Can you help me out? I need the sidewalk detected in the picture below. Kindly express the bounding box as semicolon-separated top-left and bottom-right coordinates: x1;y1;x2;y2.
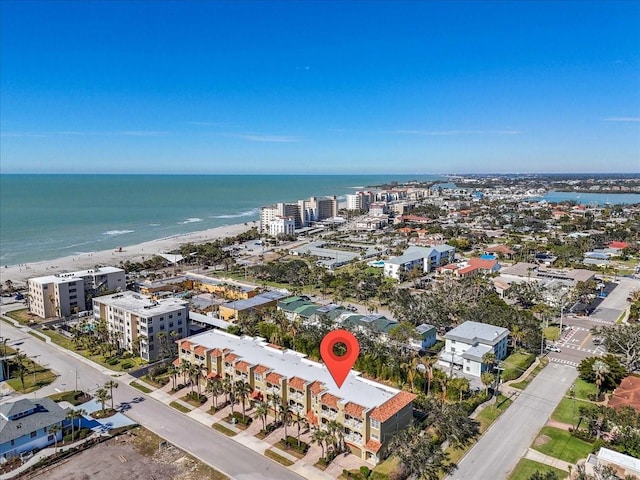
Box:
524;447;574;473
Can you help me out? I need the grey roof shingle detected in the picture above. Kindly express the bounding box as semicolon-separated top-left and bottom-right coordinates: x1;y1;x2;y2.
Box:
0;398;68;443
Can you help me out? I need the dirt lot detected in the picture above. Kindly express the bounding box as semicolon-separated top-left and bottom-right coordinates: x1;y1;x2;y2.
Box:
19;427;227;480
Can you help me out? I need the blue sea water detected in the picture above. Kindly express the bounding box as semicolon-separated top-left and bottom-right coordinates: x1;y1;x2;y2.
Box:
0;174;440;265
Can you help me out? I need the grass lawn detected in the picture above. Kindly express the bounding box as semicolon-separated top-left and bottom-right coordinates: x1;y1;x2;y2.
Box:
43;329;146;372
532;426;594;464
212;422;237;437
373;456;400;477
508;458;567;480
501;352;536;382
5;308;38;326
6;365;57;394
48;390;88;406
551;397;593;425
510;359;548;390
476;395;513;432
264;448;294;467
169;401;192;413
572;378;597;402
130;381;153;394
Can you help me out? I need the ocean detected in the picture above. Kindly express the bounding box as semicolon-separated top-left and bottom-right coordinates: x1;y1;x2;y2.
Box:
0;174;441;265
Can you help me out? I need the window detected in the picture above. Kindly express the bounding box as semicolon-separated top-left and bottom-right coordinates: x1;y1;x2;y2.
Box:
371;419;380;429
169;314;173;319
148;327;153;334
371;432;379;440
178;328;183;333
178;319;183;325
30;431;37;438
160;324;165;330
169;322;174;328
178;312;182;316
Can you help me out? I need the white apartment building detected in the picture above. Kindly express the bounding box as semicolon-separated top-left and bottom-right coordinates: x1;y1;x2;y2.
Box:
438;321;509;377
93;291;189;361
346;191;373;211
28;267;125;318
268;216;296;237
383;245;455;280
298;196;338;225
260;202;300;233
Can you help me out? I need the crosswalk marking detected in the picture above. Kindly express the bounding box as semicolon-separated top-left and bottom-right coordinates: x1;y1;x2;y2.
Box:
549;357;579;367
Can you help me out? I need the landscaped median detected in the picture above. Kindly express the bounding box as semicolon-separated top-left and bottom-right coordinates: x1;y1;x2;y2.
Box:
212;422;237;437
130;381;153;394
264;448;294;467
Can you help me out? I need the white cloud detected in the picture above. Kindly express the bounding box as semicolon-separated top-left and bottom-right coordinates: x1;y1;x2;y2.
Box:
603;117;640;122
393;129;521;136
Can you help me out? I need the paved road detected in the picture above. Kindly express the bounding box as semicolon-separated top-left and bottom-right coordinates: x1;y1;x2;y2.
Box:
0;314;302;480
447;362;578;480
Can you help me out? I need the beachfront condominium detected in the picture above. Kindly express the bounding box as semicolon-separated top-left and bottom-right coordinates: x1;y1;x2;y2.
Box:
93;291;189;361
177;330;416;464
346;191;374;212
268;216;296;237
260;196;338;233
27;266;125;318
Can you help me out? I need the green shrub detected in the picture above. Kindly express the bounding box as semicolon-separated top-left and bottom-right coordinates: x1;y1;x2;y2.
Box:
121;351;133;359
120;361;133;369
105;357;119;366
360;466;371;478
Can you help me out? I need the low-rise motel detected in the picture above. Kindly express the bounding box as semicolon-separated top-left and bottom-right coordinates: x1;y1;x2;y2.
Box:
178;330;415;464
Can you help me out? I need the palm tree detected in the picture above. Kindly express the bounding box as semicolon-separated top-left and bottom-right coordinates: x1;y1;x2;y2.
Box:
326;419;343;453
206;378;222;410
188;363;200;394
311;428;329;459
292;411;308;446
592;360;610;401
67;408;86;442
279;404;293;439
179;359;192;385
13;351;29;391
95;387;111;413
269;392;282;419
481;371;495;396
457;377;470;402
221;377;233;407
482;351;497;371
167;363;178;390
254;401;269;431
104;380;118;410
48;424;62;453
235;380;252;419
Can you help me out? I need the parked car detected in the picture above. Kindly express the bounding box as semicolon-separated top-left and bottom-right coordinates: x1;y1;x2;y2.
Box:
545;344;561;353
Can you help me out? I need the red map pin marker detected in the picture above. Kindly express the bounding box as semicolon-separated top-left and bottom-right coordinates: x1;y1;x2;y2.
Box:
320;329;360;388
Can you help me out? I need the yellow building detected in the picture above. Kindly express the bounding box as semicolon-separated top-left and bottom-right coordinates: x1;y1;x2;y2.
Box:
177;331;415;464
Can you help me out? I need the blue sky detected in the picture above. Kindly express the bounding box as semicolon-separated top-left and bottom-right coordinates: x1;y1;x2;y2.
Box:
1;1;638;174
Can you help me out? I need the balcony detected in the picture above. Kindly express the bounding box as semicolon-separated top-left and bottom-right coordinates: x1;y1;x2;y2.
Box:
321;408;338;420
289;391;304;401
344;418;363;430
344;433;363;445
291;403;305;415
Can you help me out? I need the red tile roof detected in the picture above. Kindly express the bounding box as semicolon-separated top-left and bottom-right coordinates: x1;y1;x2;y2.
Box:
235;361;251;373
224;353;239;363
609;241;629;250
265;372;283;384
253;364;270;375
365;439;382;453
288;377;307;391
194;345;208;356
172;358;180;367
320;393;340;409
210;348;225;358
309;381;325;396
609;376;640;412
485;245;515;255
267;343;284;350
206;371;221;379
180;340;193;350
468;257;498;270
306;409;318;426
344;402;366;418
250;390;264;401
369;391;416;422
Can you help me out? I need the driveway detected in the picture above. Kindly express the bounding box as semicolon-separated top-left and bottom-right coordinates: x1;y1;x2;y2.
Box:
447;363;578;480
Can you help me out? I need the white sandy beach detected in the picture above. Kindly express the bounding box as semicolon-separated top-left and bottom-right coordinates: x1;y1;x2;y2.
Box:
1;221;258;286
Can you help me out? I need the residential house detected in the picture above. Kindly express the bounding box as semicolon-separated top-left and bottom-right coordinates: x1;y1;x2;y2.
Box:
0;398;68;462
413;324;437;350
218;291;289;321
438;321;509;377
177;331;416;464
585;447;640;478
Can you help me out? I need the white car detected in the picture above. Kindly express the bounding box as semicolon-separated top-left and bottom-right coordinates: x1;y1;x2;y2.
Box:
545;344;561;353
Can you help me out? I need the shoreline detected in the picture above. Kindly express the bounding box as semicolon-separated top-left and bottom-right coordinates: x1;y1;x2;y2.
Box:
1;221;257;286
